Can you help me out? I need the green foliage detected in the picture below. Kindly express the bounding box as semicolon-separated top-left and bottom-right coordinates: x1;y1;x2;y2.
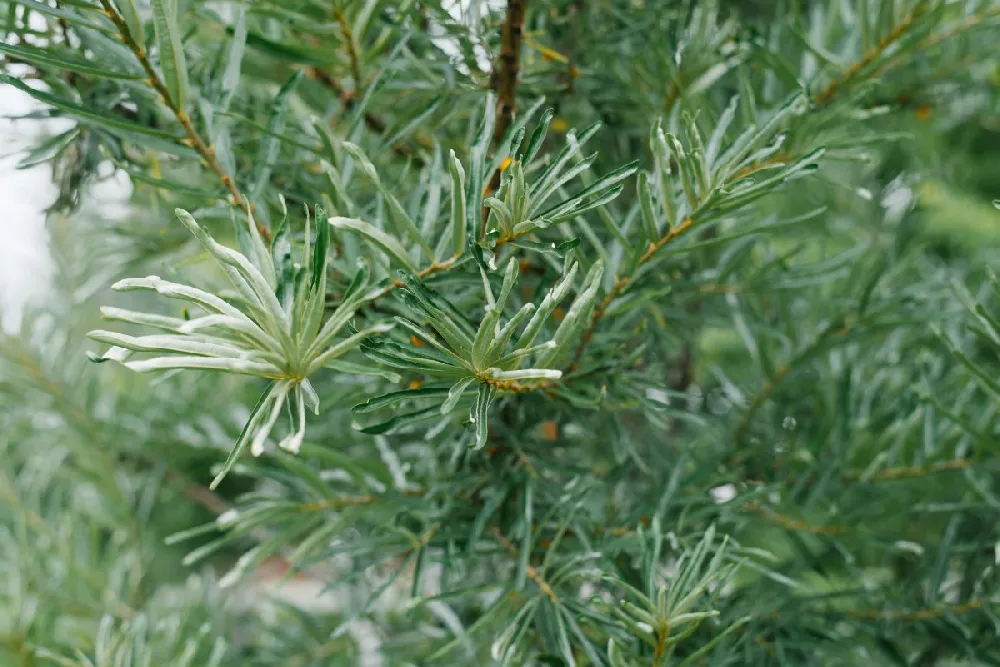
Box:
88;206;397;486
2;0;999;665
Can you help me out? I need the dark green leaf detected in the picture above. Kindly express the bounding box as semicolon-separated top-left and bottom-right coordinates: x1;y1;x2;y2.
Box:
0;42;142;79
0;74;186;142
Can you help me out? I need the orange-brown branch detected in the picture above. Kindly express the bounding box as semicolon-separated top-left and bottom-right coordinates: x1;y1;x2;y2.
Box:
305;67;424;163
99;0;267;241
813;3;931;106
491;526;559;602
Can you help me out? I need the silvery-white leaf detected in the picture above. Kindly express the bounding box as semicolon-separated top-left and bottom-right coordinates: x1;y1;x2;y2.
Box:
278;387;306;453
175;209;266;315
516;262;579;348
112;276;256;330
179;315;281;351
250;381;290;457
99;306;186;332
299;379;320;414
482;368;562;381
88;330;246;358
122;356;279;376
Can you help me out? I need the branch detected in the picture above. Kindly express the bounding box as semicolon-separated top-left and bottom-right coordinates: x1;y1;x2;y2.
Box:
170;470;229;514
480;374;556;394
844;599;985;622
723;454;980;493
334;4;363;89
564;6;1000;375
663;76;683;117
813;2;931;106
566;150;801;372
871;4;1000;84
733;319;853;443
568;218;693;370
483;0;528;233
491;526;559;603
847;458;970;483
492;0;528;154
571;452;984;544
98;0;268;241
743;502;846;536
370;256;458;299
909;4;1000;52
305;67;426;164
296;488;427;513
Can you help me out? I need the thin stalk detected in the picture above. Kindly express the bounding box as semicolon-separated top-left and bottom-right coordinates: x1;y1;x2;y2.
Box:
98;0;268;240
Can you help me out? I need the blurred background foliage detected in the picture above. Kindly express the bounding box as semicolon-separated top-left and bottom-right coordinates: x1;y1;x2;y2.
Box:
1;0;999;665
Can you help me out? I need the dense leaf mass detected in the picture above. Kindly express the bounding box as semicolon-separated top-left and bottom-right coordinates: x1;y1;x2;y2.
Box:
1;0;999;665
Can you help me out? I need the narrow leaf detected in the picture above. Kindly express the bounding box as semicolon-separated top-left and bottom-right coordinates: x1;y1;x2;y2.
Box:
252;70;303;202
0;42;142;79
113;0;145;51
470;382;496;450
150;0;190;111
352;385;453;414
0;75;187;143
442;377;475;414
330;217;417;272
218;8;247;113
211;382;276;489
449;151;468;258
343;141;435;261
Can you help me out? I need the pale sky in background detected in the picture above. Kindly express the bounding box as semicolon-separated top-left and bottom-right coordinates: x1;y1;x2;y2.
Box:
0;84;132;333
0;87;57;332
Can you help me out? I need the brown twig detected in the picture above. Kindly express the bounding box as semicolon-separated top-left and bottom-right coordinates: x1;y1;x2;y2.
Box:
567;277;629;371
847;458;970;483
305;67;381;133
566;5;1000;393
492;0;528;153
749;599;987;633
730;155;790;181
491;526;559;602
743;502;846;536
813;2;931;107
370;256;459;299
733;320;853;444
98;0;268;241
305;67;425;164
480;375;556;393
296;488;427;513
666;340;694;434
568;218;693;369
844;599;985;622
553;453;987;544
483;0;528;234
565;150;799;372
172;471;230;514
660;160;789;424
723;451;980;493
334;4;363;89
870;5;1000;88
663;77;682;117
